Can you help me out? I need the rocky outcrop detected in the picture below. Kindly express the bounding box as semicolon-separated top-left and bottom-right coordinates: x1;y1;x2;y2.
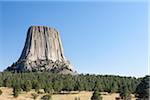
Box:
19;26;66;62
6;26;74;74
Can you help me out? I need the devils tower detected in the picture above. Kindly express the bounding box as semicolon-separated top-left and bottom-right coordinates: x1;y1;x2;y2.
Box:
6;26;74;74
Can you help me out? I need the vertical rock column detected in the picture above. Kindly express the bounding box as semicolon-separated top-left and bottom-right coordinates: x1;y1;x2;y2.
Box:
19;26;66;62
6;26;74;74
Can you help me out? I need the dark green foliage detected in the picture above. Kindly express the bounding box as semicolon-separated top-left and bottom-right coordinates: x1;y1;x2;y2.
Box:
0;74;2;87
110;81;118;93
53;80;63;92
13;83;21;97
93;81;103;92
44;83;53;93
120;84;131;100
0;72;143;96
62;75;75;91
0;89;2;95
91;90;102;100
41;94;51;100
3;78;12;87
74;80;84;91
32;80;41;92
21;80;32;92
136;75;150;99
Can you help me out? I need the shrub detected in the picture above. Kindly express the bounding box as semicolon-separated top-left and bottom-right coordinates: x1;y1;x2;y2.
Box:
21;80;32;92
13;84;21;97
120;85;131;100
44;84;53;93
41;94;52;100
136;76;150;99
32;80;41;92
31;93;38;99
0;89;2;95
91;90;102;100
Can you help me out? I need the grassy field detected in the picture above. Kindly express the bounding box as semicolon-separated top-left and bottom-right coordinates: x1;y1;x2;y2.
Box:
0;87;137;100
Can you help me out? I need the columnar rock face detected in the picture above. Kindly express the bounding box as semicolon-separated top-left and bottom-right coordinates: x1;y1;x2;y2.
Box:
6;26;74;74
19;26;65;62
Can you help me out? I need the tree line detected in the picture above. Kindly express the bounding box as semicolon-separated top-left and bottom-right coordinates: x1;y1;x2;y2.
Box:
0;72;149;100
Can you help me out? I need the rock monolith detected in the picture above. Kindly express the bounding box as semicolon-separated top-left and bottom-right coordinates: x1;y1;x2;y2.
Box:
6;26;74;74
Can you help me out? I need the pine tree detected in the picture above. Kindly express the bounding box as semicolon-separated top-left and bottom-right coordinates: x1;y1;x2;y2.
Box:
136;76;150;99
32;80;41;92
44;83;53;93
13;84;21;97
94;81;103;92
0;89;2;95
22;80;32;92
63;76;74;91
53;80;63;92
91;90;102;100
110;82;118;93
120;85;131;100
74;80;84;91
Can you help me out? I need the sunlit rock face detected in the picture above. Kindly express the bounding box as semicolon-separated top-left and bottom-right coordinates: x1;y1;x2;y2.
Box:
6;26;74;74
19;26;65;62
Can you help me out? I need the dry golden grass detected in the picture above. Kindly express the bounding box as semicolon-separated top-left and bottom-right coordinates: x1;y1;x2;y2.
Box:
0;87;137;100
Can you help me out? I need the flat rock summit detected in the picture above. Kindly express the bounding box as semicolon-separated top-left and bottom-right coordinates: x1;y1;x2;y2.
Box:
6;26;74;74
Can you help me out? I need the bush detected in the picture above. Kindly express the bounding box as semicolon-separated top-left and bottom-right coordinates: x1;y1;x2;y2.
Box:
21;80;32;92
32;80;41;92
41;94;52;100
120;85;131;100
31;93;38;99
136;76;150;99
44;84;53;93
13;85;21;97
91;90;102;100
0;89;2;95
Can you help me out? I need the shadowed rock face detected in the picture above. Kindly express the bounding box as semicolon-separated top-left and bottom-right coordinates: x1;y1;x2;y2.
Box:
6;26;74;74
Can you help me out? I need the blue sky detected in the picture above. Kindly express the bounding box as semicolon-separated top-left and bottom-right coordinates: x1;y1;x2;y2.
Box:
0;0;148;77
